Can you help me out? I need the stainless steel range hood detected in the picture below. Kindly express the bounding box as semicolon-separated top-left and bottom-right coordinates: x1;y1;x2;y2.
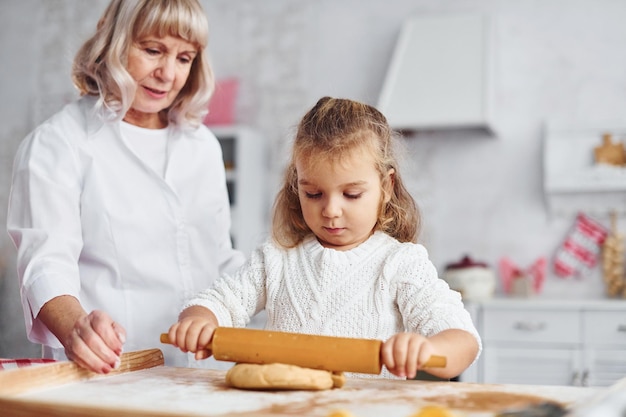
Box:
377;14;494;134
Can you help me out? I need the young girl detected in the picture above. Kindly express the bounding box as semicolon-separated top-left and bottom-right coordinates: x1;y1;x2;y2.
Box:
167;97;481;380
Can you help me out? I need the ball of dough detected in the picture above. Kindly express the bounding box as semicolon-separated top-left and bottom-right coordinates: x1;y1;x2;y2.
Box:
225;363;345;391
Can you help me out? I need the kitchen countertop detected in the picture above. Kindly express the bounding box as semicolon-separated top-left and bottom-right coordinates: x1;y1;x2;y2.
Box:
466;297;626;310
0;349;609;417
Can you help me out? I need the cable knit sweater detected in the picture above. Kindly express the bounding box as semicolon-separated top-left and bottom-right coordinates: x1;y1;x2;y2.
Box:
185;231;481;378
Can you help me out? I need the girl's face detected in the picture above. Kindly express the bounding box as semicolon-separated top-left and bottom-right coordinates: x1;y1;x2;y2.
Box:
296;147;389;251
124;35;198;128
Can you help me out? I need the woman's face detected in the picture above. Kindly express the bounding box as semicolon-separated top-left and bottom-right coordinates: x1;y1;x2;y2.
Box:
124;35;198;128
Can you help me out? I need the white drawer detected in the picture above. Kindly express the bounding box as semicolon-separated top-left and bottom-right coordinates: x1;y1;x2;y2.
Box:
583;311;626;346
481;309;580;344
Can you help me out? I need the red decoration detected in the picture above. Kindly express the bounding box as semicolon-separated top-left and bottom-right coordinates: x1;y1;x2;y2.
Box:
553;213;608;278
499;257;546;295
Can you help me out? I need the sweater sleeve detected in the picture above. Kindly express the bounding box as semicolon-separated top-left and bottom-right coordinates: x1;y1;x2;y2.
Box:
183;243;268;328
388;243;482;351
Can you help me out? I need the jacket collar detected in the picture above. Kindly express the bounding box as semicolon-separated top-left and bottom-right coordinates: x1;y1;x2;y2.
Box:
79;94;185;141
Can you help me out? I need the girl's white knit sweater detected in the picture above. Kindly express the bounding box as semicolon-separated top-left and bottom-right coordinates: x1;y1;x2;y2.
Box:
185;231;481;378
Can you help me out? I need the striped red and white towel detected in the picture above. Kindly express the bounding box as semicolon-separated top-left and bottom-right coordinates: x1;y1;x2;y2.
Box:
0;358;57;370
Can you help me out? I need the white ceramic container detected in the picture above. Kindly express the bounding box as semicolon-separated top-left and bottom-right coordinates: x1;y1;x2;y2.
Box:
443;255;496;301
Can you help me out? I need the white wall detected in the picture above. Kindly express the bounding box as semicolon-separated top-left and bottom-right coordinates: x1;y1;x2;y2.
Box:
1;0;625;357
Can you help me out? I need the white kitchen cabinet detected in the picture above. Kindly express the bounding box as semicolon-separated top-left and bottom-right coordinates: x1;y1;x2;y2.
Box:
582;310;626;386
584;348;626;387
469;299;626;387
210;126;268;257
482;347;581;386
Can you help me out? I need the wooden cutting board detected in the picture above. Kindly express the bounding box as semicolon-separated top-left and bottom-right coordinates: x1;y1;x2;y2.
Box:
0;349;603;417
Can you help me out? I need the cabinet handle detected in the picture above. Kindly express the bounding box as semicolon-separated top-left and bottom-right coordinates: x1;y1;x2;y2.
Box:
617;324;626;332
513;321;546;332
581;370;589;387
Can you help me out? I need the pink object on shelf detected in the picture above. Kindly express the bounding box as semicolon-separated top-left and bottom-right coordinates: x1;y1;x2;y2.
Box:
499;257;546;296
203;78;239;126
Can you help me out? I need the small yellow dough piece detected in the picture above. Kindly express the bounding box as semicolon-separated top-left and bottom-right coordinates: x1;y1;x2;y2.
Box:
225;363;345;391
331;371;346;388
326;410;356;417
410;405;457;417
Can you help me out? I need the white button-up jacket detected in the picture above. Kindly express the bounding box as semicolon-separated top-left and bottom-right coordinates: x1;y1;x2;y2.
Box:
7;96;245;366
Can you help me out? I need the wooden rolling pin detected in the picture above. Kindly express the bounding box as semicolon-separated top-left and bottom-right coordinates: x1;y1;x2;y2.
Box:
160;327;446;374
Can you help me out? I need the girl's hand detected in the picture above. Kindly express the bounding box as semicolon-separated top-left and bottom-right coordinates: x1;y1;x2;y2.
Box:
167;306;218;360
380;332;437;379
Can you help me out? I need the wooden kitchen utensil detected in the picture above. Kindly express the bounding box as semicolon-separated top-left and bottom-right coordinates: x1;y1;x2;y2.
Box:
0;349;164;397
602;211;626;298
161;327;447;374
594;133;626;166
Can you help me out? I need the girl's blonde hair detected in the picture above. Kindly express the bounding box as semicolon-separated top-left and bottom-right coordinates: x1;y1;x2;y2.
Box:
72;0;214;128
272;96;420;248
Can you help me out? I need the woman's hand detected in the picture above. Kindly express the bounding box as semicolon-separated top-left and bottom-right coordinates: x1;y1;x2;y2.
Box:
167;305;218;360
38;295;126;374
380;332;436;379
64;310;126;373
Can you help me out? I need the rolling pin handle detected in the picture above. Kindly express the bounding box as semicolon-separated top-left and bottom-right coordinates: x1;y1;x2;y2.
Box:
423;355;447;368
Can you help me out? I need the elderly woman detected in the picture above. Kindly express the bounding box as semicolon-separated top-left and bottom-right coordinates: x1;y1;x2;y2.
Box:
7;0;244;373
